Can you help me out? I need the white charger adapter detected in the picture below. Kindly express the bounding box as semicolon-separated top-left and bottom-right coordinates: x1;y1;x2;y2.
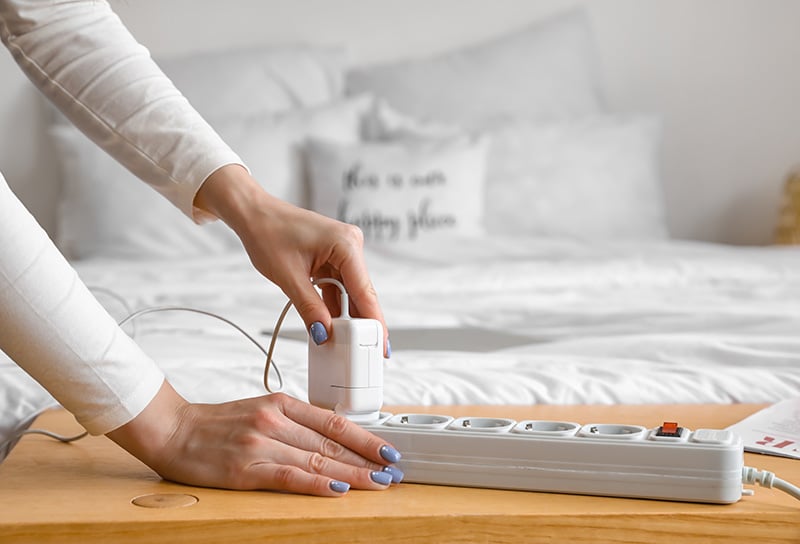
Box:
307;279;385;422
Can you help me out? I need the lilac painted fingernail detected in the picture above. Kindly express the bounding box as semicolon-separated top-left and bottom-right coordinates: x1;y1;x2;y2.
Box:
386;338;392;359
370;470;393;485
382;465;404;483
310;321;328;345
380;444;402;463
329;480;350;493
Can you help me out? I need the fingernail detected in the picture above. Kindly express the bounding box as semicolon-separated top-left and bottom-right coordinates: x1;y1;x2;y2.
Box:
329;480;350;493
379;444;402;463
382;465;404;483
310;321;328;345
370;470;393;485
386;338;392;359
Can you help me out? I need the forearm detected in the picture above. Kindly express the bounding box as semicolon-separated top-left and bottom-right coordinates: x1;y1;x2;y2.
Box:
0;0;243;221
0;175;164;435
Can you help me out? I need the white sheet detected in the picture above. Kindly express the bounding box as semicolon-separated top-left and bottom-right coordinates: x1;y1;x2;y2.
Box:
3;235;800;458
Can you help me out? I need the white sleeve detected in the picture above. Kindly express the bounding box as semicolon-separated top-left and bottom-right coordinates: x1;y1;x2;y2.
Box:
0;174;165;435
0;0;241;435
0;0;244;221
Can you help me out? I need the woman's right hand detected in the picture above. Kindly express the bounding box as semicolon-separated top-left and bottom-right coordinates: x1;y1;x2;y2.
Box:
107;381;402;496
193;165;390;357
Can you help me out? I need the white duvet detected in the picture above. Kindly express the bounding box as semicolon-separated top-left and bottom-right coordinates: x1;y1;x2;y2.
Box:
3;235;800;457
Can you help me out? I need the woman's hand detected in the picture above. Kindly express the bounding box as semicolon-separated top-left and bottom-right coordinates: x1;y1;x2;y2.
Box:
107;381;403;496
194;165;390;356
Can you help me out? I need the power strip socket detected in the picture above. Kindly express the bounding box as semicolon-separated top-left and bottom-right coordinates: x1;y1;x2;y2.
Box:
363;413;744;504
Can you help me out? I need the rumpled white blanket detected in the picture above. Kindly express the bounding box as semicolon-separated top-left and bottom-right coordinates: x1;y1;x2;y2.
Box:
3;235;799;459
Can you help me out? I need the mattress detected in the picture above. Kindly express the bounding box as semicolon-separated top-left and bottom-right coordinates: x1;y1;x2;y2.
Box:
3;234;800;458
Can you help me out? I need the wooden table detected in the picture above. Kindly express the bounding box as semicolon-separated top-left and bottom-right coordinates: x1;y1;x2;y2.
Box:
0;404;798;543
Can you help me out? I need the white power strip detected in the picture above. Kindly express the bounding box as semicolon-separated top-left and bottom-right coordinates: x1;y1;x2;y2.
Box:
364;413;744;504
301;312;743;504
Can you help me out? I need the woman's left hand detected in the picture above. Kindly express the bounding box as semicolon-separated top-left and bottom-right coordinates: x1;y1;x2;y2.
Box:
107;381;402;495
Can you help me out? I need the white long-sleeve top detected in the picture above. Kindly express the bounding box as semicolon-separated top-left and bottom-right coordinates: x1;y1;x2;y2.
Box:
0;0;245;434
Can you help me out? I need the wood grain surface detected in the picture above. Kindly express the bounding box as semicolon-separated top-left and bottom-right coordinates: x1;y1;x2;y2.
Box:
1;404;798;543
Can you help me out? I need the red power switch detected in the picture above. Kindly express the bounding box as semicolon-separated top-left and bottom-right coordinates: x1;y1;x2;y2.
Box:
656;421;682;437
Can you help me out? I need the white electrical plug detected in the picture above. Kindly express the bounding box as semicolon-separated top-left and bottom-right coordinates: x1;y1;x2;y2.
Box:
307;280;385;422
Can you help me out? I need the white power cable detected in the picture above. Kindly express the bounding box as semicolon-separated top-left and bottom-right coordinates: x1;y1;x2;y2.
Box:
14;296;292;446
742;466;800;502
262;278;349;392
313;277;349;319
19;429;88;442
118;306;283;392
16;279;348;446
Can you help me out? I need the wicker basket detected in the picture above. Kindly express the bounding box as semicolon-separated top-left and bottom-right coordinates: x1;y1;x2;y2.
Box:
774;169;800;245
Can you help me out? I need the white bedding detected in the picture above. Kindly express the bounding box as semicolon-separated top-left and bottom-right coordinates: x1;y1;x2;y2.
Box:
3;235;800;457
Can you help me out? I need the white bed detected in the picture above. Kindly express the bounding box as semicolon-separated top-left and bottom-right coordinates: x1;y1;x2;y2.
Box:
71;235;800;407
2;5;800;460
3;235;800;454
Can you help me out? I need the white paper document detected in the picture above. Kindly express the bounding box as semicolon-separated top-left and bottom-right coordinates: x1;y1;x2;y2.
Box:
727;398;800;460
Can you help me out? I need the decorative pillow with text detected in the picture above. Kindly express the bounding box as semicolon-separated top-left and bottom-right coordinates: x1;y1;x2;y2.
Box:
306;137;489;243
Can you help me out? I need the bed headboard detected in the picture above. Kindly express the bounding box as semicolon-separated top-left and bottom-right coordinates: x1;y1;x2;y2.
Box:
2;0;799;245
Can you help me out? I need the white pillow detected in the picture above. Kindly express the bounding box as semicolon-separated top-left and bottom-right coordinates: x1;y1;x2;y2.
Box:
362;98;460;142
485;116;668;240
51;97;372;260
367;102;667;240
157;44;347;120
48;44;348;127
306;137;489;244
346;8;603;127
214;95;373;207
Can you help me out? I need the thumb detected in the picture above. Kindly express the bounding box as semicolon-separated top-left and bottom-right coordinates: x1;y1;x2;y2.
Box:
284;277;333;346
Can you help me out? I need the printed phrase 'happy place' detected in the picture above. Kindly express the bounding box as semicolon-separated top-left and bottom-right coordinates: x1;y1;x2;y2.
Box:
336;163;457;241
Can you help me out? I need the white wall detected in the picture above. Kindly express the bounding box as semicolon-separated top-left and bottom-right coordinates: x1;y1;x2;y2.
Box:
2;0;799;244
